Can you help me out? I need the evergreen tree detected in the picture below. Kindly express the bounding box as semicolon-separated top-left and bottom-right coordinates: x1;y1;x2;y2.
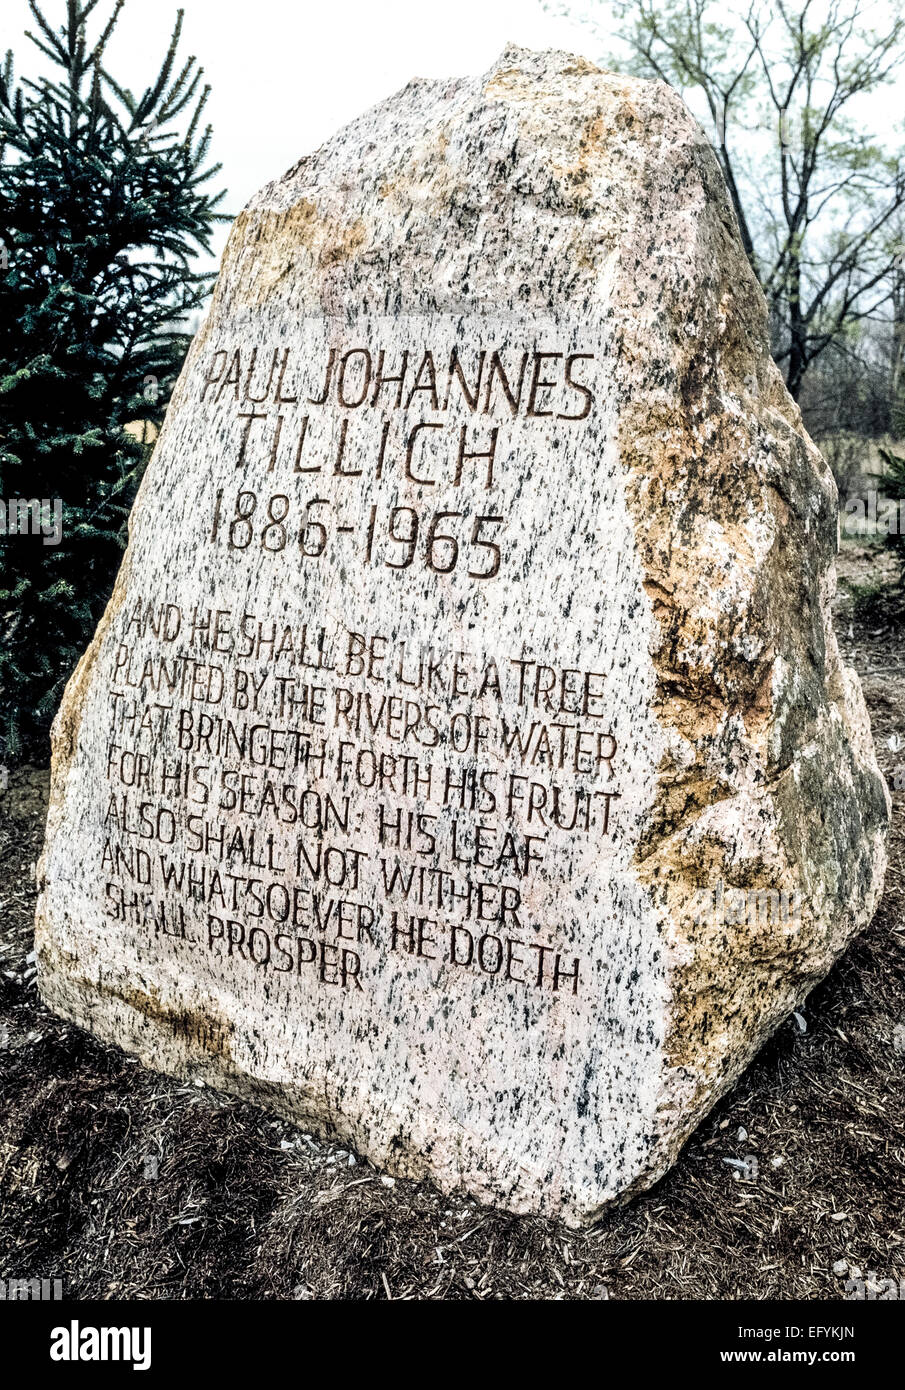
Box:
0;0;226;760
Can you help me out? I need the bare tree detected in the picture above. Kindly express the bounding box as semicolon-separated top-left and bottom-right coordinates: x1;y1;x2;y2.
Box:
560;0;905;401
892;198;905;418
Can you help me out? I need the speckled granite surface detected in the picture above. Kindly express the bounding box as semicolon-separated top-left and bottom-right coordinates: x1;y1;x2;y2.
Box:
37;45;889;1225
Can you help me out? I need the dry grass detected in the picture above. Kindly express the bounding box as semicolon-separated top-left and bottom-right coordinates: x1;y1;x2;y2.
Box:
1;555;904;1301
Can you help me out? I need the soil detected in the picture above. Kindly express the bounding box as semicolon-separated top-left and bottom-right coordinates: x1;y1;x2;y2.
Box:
1;543;903;1301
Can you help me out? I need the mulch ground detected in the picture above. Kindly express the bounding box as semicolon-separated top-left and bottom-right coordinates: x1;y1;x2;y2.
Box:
1;545;903;1301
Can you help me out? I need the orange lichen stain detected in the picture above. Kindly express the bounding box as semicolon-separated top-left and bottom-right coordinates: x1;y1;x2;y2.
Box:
104;980;234;1061
319;219;367;266
580;113;607;153
483;66;531;99
551;108;639;198
561;57;602;76
486;55;601;101
220;202;369;305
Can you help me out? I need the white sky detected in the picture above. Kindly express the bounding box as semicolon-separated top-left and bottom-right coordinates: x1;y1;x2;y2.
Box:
4;0;606;262
8;0;898;288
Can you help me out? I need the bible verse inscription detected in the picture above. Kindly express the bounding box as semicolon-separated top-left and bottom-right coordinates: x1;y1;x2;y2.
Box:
97;315;653;1014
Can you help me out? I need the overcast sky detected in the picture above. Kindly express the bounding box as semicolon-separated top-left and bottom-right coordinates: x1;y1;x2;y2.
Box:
5;0;606;262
